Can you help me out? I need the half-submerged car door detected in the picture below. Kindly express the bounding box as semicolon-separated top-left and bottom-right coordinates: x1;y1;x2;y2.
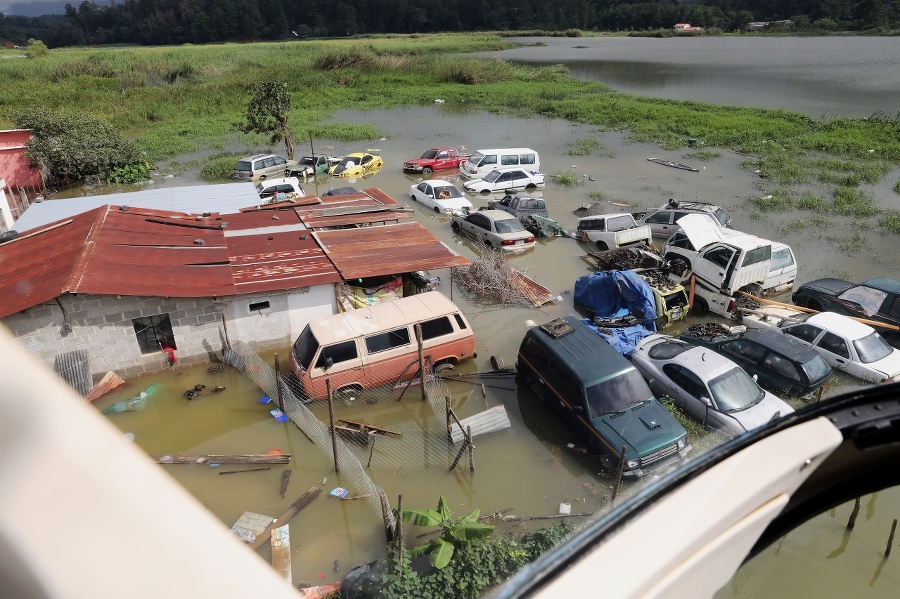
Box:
814;331;866;380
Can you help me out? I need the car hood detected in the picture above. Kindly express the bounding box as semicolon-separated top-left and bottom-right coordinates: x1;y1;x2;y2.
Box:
868;348;900;379
436;197;473;211
730;391;794;431
675;213;726;250
404;158;431;166
592;400;682;457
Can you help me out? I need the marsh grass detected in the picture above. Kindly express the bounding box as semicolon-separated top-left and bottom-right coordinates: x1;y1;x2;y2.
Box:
826;231;868;255
553;171;578;186
894;180;900;194
832;186;880;217
200;154;242;181
746;188;794;212
880;210;900;234
683;150;721;161
658;396;725;454
565;137;603;156
816;157;891;186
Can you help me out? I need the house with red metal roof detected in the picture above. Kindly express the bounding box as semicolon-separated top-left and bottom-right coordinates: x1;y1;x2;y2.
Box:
0;129;45;229
0;196;467;381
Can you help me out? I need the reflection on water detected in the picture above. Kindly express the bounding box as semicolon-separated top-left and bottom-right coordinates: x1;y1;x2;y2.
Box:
477;36;900;118
716;489;900;598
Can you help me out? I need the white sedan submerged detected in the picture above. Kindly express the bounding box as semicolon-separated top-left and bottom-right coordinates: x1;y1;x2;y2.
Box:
409;180;472;213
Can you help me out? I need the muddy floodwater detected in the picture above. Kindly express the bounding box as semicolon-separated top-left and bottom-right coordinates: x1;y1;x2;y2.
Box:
90;105;900;594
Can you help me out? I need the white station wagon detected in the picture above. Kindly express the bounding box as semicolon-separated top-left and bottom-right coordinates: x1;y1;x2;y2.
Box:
462;169;544;195
778;312;900;383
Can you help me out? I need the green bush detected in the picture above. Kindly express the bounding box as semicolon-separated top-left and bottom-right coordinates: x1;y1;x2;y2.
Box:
201;154;242;181
10;108;142;184
565;29;583;38
107;160;153;184
26;38;48;58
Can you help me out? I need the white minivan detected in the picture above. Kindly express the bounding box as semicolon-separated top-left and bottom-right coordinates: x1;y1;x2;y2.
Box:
459;148;540;179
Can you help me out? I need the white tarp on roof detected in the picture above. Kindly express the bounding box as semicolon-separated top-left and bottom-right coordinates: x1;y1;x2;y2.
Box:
13;182;259;232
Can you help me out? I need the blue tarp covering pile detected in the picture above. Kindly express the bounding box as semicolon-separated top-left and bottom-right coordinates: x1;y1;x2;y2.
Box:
573;270;657;356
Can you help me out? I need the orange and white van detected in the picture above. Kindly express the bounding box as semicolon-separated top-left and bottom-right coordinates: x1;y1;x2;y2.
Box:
289;291;475;400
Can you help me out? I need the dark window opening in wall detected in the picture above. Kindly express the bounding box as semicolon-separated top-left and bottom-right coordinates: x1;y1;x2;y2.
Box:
249;301;270;312
132;314;176;355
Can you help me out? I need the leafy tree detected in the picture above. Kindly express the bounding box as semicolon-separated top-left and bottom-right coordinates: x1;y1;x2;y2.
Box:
9;108;143;184
239;80;294;159
399;496;494;570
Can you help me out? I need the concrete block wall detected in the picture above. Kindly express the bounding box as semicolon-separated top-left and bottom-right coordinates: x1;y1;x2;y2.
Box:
3;294;226;379
2;287;338;381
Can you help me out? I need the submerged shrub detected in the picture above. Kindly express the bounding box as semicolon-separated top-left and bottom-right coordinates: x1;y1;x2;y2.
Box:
201;154;243;181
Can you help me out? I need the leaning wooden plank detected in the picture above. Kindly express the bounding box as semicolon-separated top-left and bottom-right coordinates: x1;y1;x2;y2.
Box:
85;371;126;403
337;418;403;438
270;525;292;584
450;405;511;444
249;487;322;550
151;454;291;464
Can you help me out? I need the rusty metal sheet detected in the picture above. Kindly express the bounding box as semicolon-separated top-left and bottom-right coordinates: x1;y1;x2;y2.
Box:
300;210;412;229
315;222;469;279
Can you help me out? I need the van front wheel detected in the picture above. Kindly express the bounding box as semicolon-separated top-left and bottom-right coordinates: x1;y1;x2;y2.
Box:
335;384;363;400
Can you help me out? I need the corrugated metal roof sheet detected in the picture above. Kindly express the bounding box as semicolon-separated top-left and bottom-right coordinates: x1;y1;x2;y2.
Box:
315;222;469;279
1;196;469;317
12;182;260;232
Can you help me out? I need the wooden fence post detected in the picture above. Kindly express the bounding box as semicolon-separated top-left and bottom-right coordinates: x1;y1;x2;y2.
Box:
327;378;339;474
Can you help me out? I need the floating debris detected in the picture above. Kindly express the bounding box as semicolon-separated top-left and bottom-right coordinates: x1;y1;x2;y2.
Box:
684;322;732;338
453;244;555;307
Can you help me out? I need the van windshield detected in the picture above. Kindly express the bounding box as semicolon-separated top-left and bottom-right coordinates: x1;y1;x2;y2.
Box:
585;370;652;417
469;152;485;165
292;326;319;371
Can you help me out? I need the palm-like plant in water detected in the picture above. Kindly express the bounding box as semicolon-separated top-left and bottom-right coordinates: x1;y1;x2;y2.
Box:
398;496;494;569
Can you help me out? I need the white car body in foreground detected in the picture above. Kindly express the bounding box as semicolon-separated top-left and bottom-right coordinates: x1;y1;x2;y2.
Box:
774;311;900;383
409;180;472;213
462;168;544;195
631;334;794;436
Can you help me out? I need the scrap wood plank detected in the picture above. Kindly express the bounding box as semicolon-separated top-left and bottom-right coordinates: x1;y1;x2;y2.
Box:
231;511;275;543
271;525;292;583
450;405;511;444
249;487;322;550
84;370;126;403
151;454;291;464
337;419;402;438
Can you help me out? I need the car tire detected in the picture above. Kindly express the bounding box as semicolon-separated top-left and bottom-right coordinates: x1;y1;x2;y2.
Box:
259;174;267;180
0;230;19;244
451;222;460;232
433;206;441;213
525;183;537;190
596;241;608;251
410;194;416;201
422;167;433;175
481;190;490;195
692;296;709;315
434;361;456;374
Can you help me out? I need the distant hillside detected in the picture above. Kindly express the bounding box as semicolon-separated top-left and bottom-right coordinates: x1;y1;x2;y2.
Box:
1;0;898;47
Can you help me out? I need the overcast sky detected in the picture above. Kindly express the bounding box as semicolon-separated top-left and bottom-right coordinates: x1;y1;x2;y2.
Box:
1;1;70;16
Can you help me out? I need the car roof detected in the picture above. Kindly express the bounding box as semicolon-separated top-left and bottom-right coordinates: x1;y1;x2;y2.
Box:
579;213;634;221
422;179;457;187
806;312;874;340
240;153;275;161
672;344;735;378
659;201;725;212
743;329;817;360
527;317;634;385
864;277;900;294
477;209;517;221
256;177;300;187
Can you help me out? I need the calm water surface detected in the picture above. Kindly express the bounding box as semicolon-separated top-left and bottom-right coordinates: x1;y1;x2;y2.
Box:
88;104;900;594
477;36;900;118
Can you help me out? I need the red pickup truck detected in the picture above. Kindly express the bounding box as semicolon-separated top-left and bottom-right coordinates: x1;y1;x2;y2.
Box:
402;147;470;175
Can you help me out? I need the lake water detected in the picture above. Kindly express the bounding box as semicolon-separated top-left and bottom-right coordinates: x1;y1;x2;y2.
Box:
73;37;900;595
476;36;900;118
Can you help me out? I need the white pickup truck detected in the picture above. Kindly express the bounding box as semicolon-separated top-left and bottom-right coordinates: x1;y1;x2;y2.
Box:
576;213;652;250
662;214;773;318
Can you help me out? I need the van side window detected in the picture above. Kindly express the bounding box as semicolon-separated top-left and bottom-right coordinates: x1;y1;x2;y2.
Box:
365;327;411;354
315;340;358;368
520;153;535;165
500;154;518;166
481;155;497;167
454;314;467;330
420;317;454;340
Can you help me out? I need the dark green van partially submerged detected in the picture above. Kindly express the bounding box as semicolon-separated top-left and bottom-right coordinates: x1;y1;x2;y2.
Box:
517;317;691;478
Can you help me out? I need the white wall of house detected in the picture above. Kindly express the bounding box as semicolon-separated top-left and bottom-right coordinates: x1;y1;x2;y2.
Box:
1;285;336;381
220;285;335;349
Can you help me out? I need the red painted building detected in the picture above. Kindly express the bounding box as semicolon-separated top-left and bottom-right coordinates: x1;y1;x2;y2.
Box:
0;129;46;226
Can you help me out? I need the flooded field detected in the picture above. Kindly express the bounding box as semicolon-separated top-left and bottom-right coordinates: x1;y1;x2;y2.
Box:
88;105;900;593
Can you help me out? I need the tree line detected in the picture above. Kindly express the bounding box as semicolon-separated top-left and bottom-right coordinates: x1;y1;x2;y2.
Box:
1;0;898;48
